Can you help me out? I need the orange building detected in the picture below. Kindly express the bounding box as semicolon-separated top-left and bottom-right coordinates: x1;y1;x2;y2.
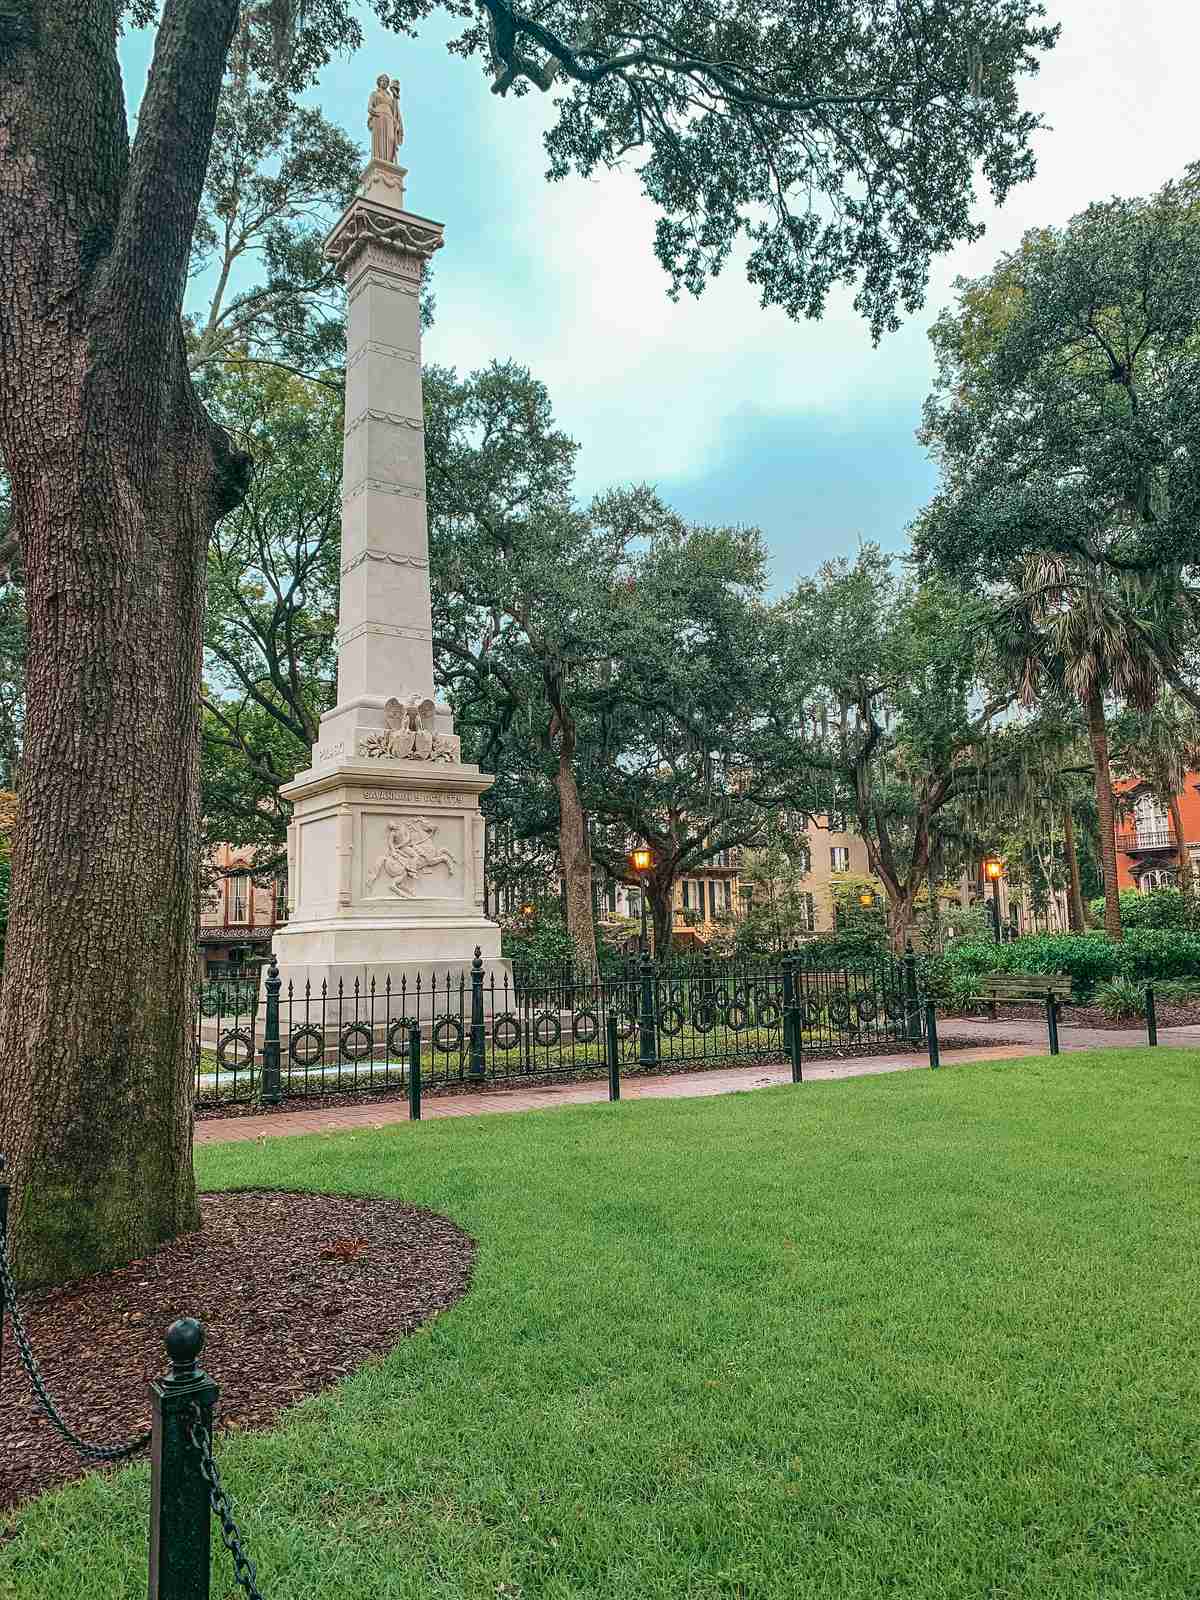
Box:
1113;774;1200;892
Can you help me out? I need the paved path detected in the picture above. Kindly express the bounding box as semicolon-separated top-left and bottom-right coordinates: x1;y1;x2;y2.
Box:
194;1018;1199;1147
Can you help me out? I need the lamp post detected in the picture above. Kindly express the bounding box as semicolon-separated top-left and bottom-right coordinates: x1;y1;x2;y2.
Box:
982;857;1004;943
628;845;655;954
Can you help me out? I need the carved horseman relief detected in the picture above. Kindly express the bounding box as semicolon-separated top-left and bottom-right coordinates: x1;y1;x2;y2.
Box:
358;696;461;763
366;817;456;897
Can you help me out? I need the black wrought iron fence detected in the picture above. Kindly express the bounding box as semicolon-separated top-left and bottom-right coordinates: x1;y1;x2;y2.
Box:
195;947;926;1108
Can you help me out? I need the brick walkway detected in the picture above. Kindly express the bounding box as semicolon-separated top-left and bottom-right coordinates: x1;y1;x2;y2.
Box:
194;1017;1199;1147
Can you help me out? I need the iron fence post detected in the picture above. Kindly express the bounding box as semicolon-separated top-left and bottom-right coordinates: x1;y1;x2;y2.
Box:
1045;991;1060;1056
469;947;486;1078
1146;985;1158;1047
788;1002;803;1083
639;951;658;1067
606;1012;621;1101
781;954;796;1060
148;1319;219;1600
0;1154;7;1389
260;954;282;1107
903;941;921;1040
926;1001;940;1069
409;1022;422;1120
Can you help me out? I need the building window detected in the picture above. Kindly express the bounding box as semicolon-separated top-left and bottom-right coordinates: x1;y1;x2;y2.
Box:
232;880;246;923
708;879;717;918
722;879;732;912
1139;868;1177;892
800;892;816;931
830;847;850;872
829;810;847;833
681;879;691;910
1133;793;1171;846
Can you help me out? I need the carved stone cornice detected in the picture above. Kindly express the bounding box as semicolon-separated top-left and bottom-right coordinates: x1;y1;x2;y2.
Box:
326;198;445;281
343;477;425;502
343;408;424;438
341;549;430;577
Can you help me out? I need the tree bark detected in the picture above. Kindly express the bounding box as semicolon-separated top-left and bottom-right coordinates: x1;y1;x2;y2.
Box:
0;0;246;1284
549;710;598;973
1063;806;1085;932
1085;687;1123;942
647;874;676;960
1168;792;1193;895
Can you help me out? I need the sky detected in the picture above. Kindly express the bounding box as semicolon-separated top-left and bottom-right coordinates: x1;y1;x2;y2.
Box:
121;2;1197;592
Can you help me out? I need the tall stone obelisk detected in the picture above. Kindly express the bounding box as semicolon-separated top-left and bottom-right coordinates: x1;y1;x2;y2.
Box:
270;84;503;991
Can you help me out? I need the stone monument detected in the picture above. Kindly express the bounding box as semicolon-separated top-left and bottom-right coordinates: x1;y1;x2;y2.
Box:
269;81;503;993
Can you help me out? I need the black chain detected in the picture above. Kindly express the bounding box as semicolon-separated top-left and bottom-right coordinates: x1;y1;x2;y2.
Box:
188;1402;266;1600
0;1232;150;1462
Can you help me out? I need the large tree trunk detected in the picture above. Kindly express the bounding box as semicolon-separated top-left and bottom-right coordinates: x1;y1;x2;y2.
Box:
0;0;245;1284
549;711;598;972
1168;793;1193;895
1062;805;1085;931
1085;687;1123;942
647;875;676;960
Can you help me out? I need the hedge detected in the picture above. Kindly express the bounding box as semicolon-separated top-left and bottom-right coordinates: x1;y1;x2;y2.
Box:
941;929;1200;998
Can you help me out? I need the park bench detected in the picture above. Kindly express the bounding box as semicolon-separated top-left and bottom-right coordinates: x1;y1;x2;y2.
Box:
978;972;1072;1022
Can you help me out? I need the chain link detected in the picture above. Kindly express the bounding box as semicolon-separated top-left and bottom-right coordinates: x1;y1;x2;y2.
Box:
188;1402;266;1600
0;1231;150;1462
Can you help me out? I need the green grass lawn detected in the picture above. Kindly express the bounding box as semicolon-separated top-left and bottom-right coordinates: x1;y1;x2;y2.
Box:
5;1046;1200;1598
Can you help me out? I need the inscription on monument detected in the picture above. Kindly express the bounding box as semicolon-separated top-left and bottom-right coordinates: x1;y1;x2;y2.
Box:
361;789;463;804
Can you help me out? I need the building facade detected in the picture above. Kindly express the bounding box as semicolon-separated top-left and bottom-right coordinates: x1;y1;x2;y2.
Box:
199;844;283;978
1113;775;1200;892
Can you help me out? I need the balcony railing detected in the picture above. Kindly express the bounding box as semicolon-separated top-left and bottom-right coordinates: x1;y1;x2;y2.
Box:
1115;827;1176;853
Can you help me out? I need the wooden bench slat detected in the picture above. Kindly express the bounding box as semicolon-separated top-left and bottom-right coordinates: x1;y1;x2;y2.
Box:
978;972;1072;1002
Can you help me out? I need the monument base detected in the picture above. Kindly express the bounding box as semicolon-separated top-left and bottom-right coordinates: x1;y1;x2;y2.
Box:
270;753;510;1001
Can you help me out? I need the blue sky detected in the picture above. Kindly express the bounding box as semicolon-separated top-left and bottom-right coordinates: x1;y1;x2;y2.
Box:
121;2;1196;592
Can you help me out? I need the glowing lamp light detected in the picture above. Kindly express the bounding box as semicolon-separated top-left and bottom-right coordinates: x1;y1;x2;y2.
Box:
983;857;1004;881
629;846;654;874
858;890;875;908
521;902;535;917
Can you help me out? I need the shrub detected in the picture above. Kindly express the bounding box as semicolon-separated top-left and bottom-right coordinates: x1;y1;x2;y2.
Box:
797;929;887;968
1095;977;1146;1020
1087;888;1200;931
1154;978;1200;1004
1114;928;1200;982
941;933;1119;999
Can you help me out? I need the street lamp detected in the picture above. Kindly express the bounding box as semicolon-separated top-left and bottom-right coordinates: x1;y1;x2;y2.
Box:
520;901;535;919
982;857;1004;943
628;845;655;953
858;889;875;909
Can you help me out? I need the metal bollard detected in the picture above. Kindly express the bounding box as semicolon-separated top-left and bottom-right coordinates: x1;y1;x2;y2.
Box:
787;1004;803;1083
260;954;282;1106
1146;986;1158;1047
148;1319;219;1600
606;1012;621;1101
926;1001;940;1070
1045;992;1060;1056
409;1022;422;1120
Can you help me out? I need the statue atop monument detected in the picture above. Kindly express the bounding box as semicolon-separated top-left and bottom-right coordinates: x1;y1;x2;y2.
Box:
368;73;403;164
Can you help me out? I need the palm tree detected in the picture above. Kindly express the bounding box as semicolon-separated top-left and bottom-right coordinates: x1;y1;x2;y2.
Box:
1005;557;1166;941
1111;694;1200;896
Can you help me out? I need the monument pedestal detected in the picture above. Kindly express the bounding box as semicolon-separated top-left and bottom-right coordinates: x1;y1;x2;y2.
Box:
272;756;503;995
270;135;506;995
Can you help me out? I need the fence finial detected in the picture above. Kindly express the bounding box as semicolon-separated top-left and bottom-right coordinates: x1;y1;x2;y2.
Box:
164;1318;206;1386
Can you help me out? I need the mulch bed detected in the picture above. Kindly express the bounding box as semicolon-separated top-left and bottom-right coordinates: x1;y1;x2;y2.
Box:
0;1192;475;1514
944;1001;1199;1031
195;1033;1019;1123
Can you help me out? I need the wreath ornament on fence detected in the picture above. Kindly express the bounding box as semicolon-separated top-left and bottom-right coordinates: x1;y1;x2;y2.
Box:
289;1024;324;1067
